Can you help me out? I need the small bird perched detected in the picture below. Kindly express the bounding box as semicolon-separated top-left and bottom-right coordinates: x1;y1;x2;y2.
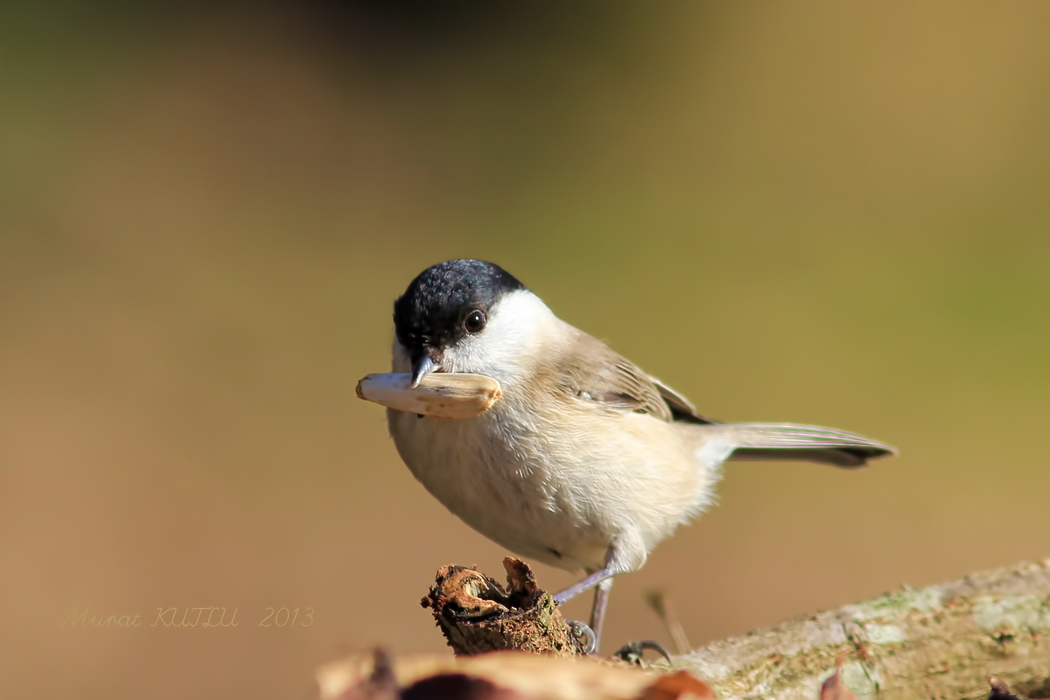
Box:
385;259;895;652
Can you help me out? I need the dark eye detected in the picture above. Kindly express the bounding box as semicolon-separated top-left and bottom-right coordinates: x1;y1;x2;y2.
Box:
464;310;486;333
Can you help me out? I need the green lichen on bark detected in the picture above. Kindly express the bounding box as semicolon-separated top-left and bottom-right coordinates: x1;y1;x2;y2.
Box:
674;559;1050;700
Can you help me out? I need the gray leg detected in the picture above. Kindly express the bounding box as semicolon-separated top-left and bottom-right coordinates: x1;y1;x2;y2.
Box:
552;567;616;604
588;578;614;652
553;548;620;605
554;548;627;653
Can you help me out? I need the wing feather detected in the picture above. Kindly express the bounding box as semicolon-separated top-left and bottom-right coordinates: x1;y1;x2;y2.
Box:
552;330;673;421
648;375;717;424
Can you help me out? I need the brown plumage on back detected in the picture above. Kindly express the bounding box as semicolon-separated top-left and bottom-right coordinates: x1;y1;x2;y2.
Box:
550;329;675;421
547;328;892;468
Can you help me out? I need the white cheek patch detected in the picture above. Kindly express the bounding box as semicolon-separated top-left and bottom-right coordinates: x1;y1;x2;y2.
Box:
444;290;554;381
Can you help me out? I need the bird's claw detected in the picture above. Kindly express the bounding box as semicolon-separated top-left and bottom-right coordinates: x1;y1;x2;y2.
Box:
566;620;597;654
612;639;673;666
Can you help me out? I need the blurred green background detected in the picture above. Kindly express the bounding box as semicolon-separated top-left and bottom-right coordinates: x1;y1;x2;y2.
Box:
2;1;1049;697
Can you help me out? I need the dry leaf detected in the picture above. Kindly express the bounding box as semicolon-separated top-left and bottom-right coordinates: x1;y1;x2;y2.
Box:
400;674;526;700
642;670;715;700
318;650;712;700
988;676;1027;700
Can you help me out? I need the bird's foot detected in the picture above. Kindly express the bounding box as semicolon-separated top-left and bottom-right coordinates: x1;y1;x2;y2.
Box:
565;620;597;654
612;639;673;666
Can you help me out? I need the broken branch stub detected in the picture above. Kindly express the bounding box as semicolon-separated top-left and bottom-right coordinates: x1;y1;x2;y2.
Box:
421;558;587;657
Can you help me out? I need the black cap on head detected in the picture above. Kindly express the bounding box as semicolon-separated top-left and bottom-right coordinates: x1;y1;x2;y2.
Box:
393;260;526;356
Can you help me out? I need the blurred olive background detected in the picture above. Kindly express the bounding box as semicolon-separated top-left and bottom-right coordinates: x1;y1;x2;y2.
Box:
3;1;1049;697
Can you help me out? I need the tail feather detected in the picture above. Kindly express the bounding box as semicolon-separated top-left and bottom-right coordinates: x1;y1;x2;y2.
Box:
722;423;896;468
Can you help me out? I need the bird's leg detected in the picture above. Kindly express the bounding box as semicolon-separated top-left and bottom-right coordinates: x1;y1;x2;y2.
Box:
552;567;616;604
555;568;615;655
553;548;621;604
588;578;614;652
554;548;626;653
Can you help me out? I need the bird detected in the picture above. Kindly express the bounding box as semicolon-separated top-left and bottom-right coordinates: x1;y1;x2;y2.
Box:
384;259;896;652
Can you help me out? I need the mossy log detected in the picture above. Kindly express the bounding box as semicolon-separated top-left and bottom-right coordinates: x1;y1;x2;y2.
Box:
676;559;1050;699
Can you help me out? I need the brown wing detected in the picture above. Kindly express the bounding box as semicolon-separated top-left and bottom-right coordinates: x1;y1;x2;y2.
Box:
647;375;718;425
550;330;674;422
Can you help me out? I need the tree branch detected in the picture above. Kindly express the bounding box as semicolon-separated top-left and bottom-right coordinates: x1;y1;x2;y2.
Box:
676;559;1050;699
421;558;1050;699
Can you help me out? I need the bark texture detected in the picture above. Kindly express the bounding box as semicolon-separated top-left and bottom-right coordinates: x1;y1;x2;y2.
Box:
421;557;586;657
421;558;1050;699
675;559;1050;700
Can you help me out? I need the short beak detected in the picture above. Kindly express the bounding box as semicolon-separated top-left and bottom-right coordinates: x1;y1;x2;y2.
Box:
410;352;441;388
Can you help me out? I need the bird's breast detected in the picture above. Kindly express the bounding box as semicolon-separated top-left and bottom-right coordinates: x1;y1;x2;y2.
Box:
386;393;614;569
